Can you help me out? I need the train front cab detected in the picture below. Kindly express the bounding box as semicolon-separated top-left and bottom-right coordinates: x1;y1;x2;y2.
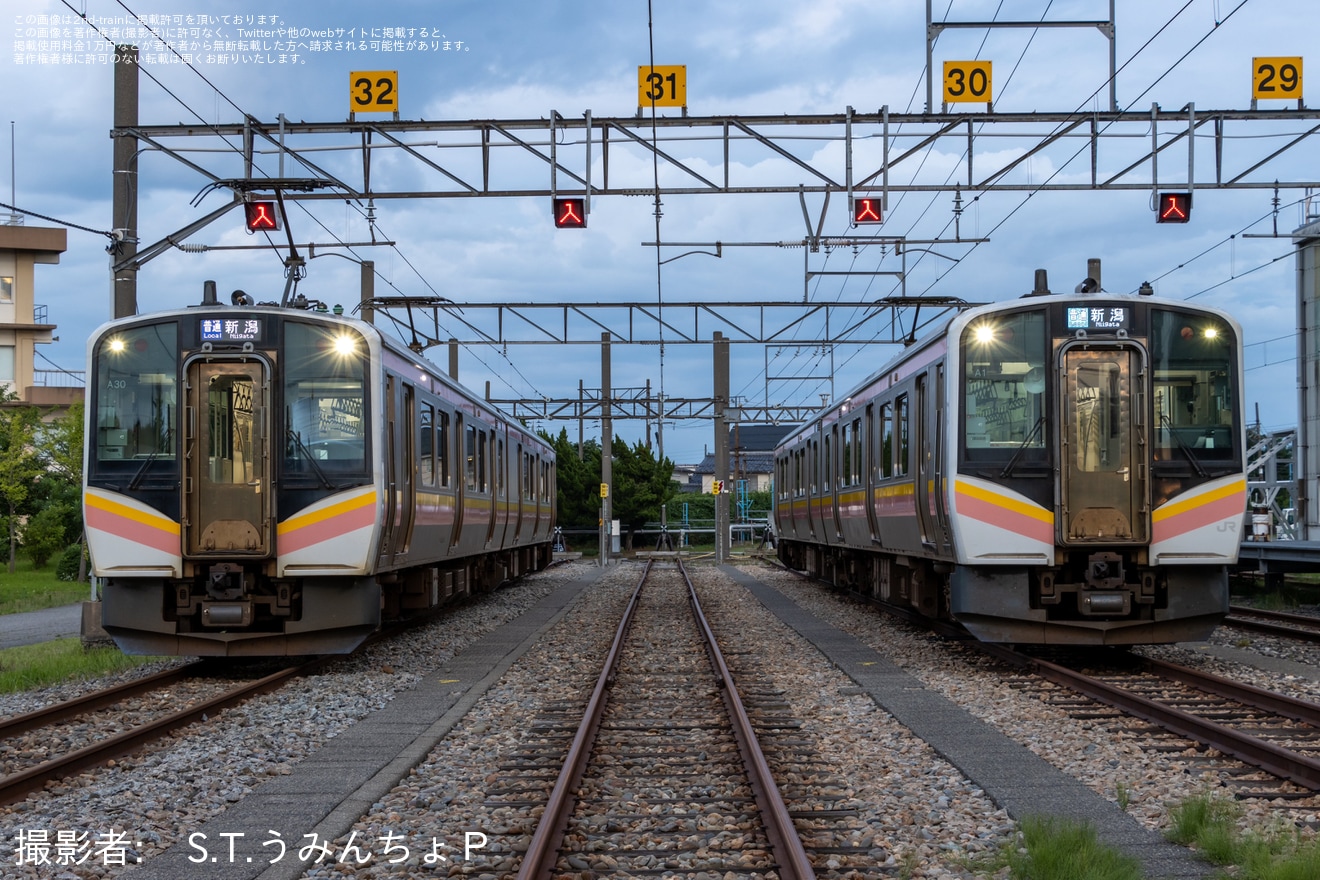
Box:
948;300;1245;644
87;314;383;656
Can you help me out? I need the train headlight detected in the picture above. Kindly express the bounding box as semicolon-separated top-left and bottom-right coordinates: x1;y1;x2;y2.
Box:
332;335;358;356
974;324;996;345
1204;327;1219;340
107;338;126;354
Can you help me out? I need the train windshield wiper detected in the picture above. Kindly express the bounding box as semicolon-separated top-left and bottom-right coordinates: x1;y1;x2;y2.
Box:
1158;414;1209;478
286;428;339;490
999;416;1045;479
126;449;161;491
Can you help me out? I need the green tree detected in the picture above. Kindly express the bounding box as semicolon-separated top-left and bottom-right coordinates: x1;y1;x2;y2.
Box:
0;398;42;573
610;437;679;549
35;403;86;580
22;504;69;568
541;429;604;530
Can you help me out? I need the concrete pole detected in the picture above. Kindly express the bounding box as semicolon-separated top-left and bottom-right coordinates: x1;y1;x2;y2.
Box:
448;338;459;381
359;260;374;324
601;332;612;565
111;45;138;319
714;331;730;563
1295;218;1320;539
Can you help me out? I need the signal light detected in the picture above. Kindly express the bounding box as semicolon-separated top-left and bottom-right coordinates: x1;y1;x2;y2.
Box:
244;201;280;231
851;197;883;224
553;197;587;229
1156;192;1192;223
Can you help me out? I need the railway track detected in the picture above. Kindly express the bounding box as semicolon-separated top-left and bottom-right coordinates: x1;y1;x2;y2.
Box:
0;659;320;805
1225;605;1320;644
982;644;1320;796
516;557;845;880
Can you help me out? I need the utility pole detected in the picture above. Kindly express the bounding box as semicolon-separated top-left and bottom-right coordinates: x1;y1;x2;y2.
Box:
714;332;730;564
600;333;612;565
111;44;138;318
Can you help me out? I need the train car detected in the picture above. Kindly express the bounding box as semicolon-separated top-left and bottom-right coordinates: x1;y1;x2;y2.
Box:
84;283;556;656
774;272;1246;644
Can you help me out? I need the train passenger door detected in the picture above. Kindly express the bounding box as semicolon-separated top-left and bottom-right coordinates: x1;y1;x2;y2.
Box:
1059;345;1147;543
450;414;465;550
914;374;937;550
864;404;880;542
184;360;271;556
380;377;416;565
513;442;525;543
929;366;953;554
829;424;844;540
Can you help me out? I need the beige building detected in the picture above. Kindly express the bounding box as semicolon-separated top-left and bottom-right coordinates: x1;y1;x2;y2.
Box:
0;224;81;410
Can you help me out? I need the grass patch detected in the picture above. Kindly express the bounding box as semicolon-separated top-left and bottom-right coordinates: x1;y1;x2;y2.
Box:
1001;816;1144;880
0;638;156;693
1167;793;1320;880
0;557;88;614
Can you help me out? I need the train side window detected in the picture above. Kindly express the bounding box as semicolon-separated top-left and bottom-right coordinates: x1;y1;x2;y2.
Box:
419;405;435;486
879;403;892;479
437;410;451;487
802;440;813;496
465;424;477;491
839;424;850;488
824;432;833;490
478;430;488;493
497;436;506;498
895;395;909;477
850;417;862;485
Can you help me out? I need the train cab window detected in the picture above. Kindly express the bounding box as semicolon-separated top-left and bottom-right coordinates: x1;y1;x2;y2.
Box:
1151;308;1239;470
91;322;179;474
283;321;369;477
960;309;1047;467
419;405;435;486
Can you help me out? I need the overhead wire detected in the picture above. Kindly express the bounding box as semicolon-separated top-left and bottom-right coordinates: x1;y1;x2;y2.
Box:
62;0;547;401
907;0;1250;301
786;0;1053;405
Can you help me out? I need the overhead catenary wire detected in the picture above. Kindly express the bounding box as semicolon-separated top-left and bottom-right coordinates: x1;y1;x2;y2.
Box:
55;0;548;403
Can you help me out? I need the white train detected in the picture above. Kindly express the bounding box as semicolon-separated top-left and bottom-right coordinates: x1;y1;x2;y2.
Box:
85;284;556;656
774;278;1246;644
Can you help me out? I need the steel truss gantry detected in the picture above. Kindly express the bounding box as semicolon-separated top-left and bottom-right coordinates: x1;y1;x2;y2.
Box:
117;105;1320;226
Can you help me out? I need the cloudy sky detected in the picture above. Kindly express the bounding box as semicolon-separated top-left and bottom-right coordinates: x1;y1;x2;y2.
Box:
5;0;1318;465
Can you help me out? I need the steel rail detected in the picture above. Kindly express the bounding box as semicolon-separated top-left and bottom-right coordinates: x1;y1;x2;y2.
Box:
516;559;651;880
679;556;816;880
0;661;205;739
1225;606;1320;645
1136;656;1320;726
978;644;1320;791
517;558;816;879
0;662;315;806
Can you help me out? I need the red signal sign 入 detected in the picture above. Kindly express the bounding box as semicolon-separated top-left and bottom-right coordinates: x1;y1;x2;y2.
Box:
553;197;587;229
1156;192;1192;223
244;201;280;231
851;197;883;224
